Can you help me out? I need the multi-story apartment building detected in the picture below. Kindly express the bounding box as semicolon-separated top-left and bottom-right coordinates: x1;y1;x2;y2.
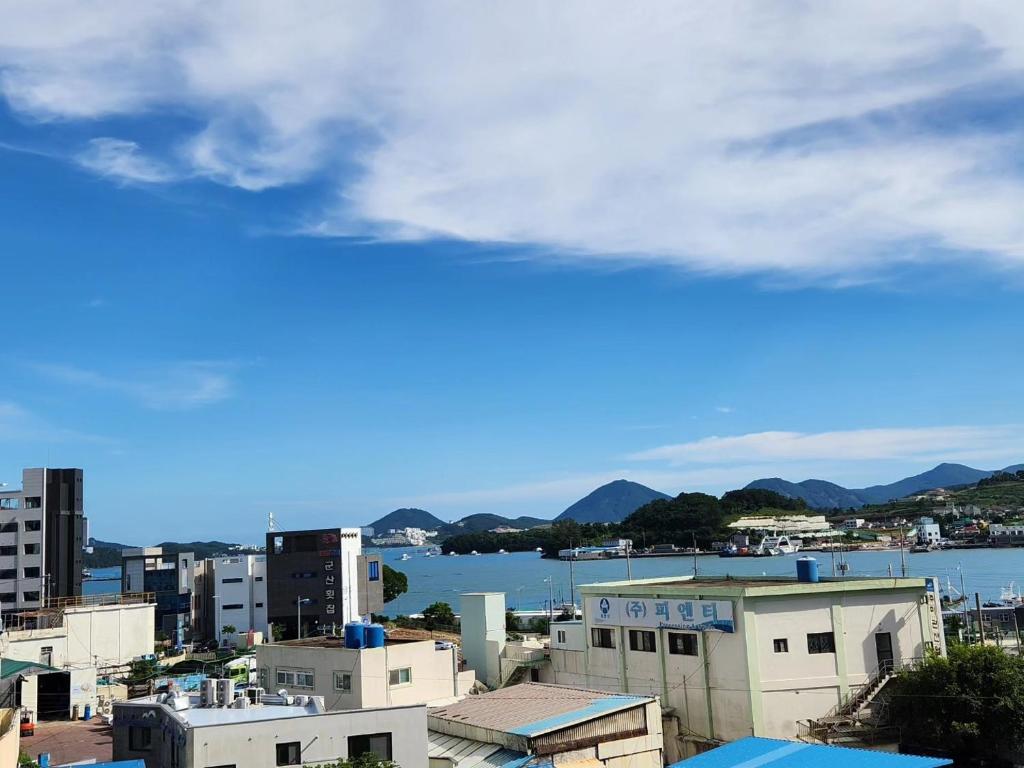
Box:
265;528;384;639
121;547;202;644
0;468;85;613
206;553;270;644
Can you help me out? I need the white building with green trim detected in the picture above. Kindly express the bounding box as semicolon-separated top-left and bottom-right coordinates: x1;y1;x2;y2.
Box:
545;572;944;759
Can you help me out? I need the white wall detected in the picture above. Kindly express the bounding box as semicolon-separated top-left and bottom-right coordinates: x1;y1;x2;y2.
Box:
212;555;269;643
64;602;155;668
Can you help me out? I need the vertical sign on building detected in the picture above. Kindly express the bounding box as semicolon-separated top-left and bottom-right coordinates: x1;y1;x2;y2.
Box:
320;531;340;623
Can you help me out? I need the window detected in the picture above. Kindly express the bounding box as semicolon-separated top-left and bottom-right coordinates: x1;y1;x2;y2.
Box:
273;536;284;555
0;523;16;533
368;560;380;581
40;646;52;666
24;497;41;509
129;725;152;751
556;630;566;643
629;629;657;653
222;603;244;610
259;667;268;688
0;499;19;510
0;570;15;580
23;591;39;602
276;669;314;688
276;741;301;766
23;543;40;555
348;733;393;761
0;593;14;604
255;602;264;608
335;672;352;692
23;520;40;532
388;667;412;686
222;577;244;584
291;571;316;579
591;627;615;649
0;547;15;557
807;632;836;654
668;632;699;656
24;567;39;578
255;576;264;582
773;638;789;653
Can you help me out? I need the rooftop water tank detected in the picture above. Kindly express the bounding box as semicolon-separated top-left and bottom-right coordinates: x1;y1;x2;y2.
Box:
365;623;386;649
344;622;366;650
797;556;820;583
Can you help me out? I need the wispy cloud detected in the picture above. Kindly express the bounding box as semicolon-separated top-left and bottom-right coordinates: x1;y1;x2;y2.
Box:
75;138;177;184
3;6;1024;280
627;426;1024;466
0;400;108;443
714;406;734;414
29;361;237;410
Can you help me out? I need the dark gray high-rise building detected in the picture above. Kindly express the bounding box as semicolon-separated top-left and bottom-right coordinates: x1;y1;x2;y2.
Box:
0;467;85;612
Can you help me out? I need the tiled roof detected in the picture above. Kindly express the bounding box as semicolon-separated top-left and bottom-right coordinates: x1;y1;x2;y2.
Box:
429;683;651;737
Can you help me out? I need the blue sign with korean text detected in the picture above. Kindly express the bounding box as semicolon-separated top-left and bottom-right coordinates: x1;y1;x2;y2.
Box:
587;596;735;633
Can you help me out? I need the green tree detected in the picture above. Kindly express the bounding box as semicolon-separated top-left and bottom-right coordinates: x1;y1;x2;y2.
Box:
312;754;397;768
421;601;456;629
383;565;408;603
505;610;521;632
221;625;237;636
889;644;1024;763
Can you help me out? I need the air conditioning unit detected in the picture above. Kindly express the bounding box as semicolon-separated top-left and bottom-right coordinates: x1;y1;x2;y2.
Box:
293;695;307;706
200;680;217;708
216;679;235;707
246;687;265;706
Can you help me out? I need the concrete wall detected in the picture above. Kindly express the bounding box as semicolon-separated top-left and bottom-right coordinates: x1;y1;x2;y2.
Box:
0;708;18;768
211;554;270;643
64;602;156;668
114;699;428;768
256;639;465;710
460;593;505;687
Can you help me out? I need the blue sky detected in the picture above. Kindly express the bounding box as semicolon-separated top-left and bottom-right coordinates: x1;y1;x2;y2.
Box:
2;4;1024;543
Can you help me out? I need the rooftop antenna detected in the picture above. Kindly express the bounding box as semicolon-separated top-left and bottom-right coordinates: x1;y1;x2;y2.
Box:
268;512;282;532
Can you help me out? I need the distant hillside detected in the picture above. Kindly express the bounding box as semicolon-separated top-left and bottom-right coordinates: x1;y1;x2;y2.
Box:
444;513;550;534
368;508;448;533
555;479;670;523
84;538;251;568
747;462;1024;509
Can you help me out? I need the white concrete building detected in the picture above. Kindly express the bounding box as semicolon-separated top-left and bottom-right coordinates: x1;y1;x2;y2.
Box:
428;683;663;768
915;518;941;545
208;554;269;644
545;572;944;759
113;688;428;768
255;632;475;709
459;593;506;688
841;519;866;530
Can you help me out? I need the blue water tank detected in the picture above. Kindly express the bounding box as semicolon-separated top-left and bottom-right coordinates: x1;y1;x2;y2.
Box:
344;622;366;649
365;623;386;649
797;556;820;583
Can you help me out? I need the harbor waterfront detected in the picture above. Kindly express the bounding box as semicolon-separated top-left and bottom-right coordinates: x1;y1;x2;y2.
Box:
86;546;1024;616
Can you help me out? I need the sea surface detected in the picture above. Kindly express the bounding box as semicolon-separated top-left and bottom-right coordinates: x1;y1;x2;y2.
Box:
82;547;1024;616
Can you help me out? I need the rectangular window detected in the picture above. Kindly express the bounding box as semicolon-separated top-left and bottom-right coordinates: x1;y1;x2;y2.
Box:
629;629;657;653
255;576;264;582
23;591;40;602
23;543;40;555
0;547;15;557
807;632;836;654
276;670;295;686
129;725;153;751
255;602;264;608
0;569;15;580
591;627;615;649
348;733;393;761
0;593;14;604
368;560;380;581
24;567;40;578
222;577;244;584
773;638;789;653
668;632;698;656
556;630;566;643
222;603;244;610
388;667;412;686
335;672;352;691
24;497;41;509
23;520;40;532
0;522;16;533
275;669;314;687
276;741;301;766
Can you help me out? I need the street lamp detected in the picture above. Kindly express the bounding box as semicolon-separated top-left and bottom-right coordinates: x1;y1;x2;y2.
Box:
543;577;554;624
296;597;311;639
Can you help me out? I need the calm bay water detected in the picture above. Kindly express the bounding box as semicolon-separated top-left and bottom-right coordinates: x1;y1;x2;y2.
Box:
82;547;1024;616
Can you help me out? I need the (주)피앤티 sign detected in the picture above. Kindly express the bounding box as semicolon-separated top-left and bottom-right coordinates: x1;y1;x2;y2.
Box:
587;596;735;633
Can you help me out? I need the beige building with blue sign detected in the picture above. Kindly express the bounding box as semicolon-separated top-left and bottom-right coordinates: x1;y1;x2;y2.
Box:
546;571;944;759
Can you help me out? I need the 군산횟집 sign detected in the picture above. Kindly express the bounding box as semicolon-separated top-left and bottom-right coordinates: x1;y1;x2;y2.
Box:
587;596;735;633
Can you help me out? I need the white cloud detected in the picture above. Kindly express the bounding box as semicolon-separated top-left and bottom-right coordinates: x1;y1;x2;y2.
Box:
30;361;236;410
76;138;177;184
715;406;734;414
3;4;1024;278
627;426;1024;465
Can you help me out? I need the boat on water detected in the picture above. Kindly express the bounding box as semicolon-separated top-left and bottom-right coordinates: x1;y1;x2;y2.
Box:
82;568;93;578
534;547;544;553
909;543;935;553
470;550;480;556
498;549;507;554
447;551;459;557
751;535;800;557
399;553;412;561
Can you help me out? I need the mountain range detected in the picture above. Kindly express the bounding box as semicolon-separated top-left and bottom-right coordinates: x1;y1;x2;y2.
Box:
747;462;1024;509
554;479;670;523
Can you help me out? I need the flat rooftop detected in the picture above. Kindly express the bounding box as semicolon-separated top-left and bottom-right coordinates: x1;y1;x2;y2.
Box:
125;694;324;727
273;627;446;649
580;574;927;596
429;683;651;737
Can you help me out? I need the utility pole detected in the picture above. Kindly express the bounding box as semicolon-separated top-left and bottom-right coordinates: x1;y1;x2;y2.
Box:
976;592;986;645
1014;608;1022;656
692;533;698;577
568;543;576;614
545;577;553;625
625;540;632;581
960;567;970;643
899;525;908;577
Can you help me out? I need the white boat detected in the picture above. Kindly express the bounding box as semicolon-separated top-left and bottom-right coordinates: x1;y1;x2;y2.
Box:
470;550;480;556
498;549;507;554
448;551;458;557
400;553;412;561
535;547;544;553
424;551;433;557
752;534;800;556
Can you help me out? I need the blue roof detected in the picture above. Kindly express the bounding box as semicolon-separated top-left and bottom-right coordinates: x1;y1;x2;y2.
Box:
669;738;951;768
60;762;145;768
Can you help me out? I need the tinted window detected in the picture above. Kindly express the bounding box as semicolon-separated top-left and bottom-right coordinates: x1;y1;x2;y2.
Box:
668;632;698;656
628;629;656;653
276;742;301;766
348;733;393;761
808;632;836;654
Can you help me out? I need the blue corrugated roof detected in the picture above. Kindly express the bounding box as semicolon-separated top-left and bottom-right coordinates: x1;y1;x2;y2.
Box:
669;738;951;768
509;695;645;736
